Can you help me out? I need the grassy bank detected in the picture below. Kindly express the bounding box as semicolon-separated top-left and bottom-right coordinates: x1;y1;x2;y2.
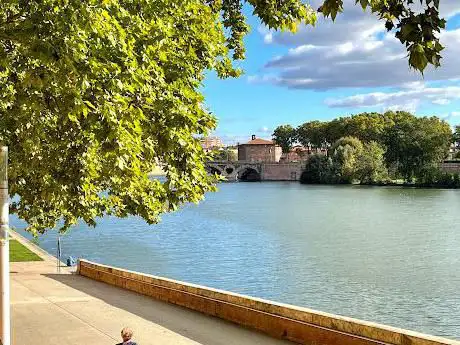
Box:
10;239;43;262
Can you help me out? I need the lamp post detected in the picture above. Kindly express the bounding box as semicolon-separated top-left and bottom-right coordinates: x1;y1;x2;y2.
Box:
0;147;10;345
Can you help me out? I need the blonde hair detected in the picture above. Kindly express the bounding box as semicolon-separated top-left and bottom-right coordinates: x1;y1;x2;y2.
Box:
121;327;133;340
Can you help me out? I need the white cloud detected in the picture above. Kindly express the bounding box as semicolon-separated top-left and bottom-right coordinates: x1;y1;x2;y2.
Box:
325;86;460;110
247;74;281;84
258;126;272;133
401;81;426;90
258;26;273;44
262;29;460;89
384;101;419;114
255;0;460;90
440;111;460;124
262;0;383;48
432;99;451;105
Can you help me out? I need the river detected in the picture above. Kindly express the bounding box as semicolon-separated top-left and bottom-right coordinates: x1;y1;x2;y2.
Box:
12;183;460;340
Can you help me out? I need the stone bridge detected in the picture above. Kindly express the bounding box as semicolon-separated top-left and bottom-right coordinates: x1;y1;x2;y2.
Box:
206;161;302;181
206;161;262;181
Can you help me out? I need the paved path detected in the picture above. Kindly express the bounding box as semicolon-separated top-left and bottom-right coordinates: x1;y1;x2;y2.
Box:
10;232;290;345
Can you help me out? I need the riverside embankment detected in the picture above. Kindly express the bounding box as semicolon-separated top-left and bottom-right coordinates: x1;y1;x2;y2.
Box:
10;230;460;344
9;232;289;345
78;259;459;345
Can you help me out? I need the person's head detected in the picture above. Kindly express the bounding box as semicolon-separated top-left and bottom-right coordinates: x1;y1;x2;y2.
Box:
121;327;133;342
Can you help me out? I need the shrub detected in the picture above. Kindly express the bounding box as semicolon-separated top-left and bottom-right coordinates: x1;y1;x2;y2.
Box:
300;154;331;184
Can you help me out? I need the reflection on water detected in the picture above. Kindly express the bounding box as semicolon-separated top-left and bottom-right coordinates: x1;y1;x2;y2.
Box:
13;183;460;340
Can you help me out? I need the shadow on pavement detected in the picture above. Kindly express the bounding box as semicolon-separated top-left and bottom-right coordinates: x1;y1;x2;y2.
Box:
44;273;290;345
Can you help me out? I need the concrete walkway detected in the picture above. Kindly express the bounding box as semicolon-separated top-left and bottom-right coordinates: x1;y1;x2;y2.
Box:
10;233;290;345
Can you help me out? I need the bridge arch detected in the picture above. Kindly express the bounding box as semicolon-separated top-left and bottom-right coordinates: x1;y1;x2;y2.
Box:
205;162;262;181
206;165;223;176
237;166;261;182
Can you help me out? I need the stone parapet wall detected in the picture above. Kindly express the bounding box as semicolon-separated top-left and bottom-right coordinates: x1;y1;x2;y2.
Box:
78;260;458;345
261;162;303;181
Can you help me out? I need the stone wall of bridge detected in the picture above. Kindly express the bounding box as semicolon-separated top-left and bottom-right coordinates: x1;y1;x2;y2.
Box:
206;161;304;181
261;162;303;181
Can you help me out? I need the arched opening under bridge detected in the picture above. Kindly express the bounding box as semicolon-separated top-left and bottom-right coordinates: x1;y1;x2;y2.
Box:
207;166;222;176
238;167;261;182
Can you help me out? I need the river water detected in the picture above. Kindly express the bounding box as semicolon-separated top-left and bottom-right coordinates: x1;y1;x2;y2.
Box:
12;183;460;340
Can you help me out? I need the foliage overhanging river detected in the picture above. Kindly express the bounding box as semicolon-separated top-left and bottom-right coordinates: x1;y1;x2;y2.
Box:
13;183;460;340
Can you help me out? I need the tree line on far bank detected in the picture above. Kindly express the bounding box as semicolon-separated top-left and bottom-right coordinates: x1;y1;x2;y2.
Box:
273;111;460;187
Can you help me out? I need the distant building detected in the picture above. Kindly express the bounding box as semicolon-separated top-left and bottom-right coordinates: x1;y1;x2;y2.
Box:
238;135;282;162
200;136;223;150
281;145;327;162
448;143;460;160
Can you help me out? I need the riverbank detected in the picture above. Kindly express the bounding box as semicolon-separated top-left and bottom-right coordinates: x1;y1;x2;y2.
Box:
10;235;288;345
300;181;460;189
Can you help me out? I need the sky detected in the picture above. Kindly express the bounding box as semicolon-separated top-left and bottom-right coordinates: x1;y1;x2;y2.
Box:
202;0;460;145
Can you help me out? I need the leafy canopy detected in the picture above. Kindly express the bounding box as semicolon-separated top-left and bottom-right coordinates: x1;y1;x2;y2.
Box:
382;112;452;180
272;125;296;154
0;0;450;234
300;153;331;184
0;0;316;235
453;126;460;146
355;141;389;184
330;136;364;183
296;112;451;183
301;137;389;185
297;121;327;149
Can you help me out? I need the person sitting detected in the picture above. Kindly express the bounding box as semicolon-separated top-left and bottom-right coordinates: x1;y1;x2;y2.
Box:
116;327;138;345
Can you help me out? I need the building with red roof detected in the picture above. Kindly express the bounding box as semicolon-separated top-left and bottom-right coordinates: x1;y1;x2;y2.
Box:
237;135;282;162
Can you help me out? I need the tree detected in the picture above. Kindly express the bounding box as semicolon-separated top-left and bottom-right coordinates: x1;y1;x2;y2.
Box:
297;121;326;151
300;154;331;184
211;147;237;161
345;113;386;143
0;0;317;234
453;126;460;149
330;137;364;183
382;112;451;181
355;142;389;184
273;125;296;154
324;118;348;145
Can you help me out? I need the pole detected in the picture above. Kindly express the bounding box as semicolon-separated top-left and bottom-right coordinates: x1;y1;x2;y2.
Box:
0;147;10;345
57;236;61;273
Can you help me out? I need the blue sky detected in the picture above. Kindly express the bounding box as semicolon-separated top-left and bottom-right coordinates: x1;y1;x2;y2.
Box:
202;1;460;145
